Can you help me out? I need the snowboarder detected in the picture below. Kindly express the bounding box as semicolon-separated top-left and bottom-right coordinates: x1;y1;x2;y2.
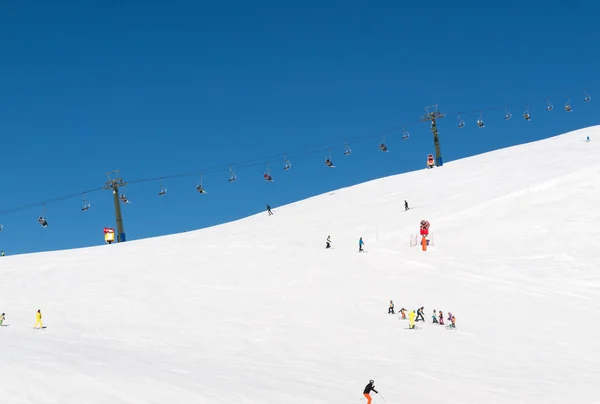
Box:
408;310;416;329
0;313;5;326
34;309;42;329
404;200;409;211
388;300;395;314
432;309;438;323
363;379;378;404
358;237;364;252
416;307;425;322
325;235;331;249
266;204;273;216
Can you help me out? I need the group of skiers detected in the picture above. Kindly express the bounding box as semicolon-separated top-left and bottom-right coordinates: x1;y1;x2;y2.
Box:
389;300;456;329
0;309;44;329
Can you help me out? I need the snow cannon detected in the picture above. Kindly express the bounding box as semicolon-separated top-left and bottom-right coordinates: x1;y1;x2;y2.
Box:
104;227;115;244
419;220;430;237
427;154;435;168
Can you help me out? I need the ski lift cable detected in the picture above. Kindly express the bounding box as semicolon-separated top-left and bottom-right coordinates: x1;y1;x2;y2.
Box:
0;86;594;217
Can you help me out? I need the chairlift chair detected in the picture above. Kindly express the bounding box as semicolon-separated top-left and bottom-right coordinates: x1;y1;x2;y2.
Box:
81;200;91;211
457;114;465;128
379;142;388;152
546;99;553;111
120;194;130;204
477;115;485;128
343;141;352;156
196;184;206;194
283;156;292;170
565;99;572;112
584;90;591;103
228;167;237;182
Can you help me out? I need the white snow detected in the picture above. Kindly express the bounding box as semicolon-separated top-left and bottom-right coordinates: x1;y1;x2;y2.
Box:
1;126;600;404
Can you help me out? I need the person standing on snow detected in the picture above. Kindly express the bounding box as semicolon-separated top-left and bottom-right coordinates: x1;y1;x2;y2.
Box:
416;306;425;322
34;309;43;329
0;313;5;326
363;379;378;404
408;310;416;329
326;235;331;249
388;300;395;314
266;204;273;216
358;237;365;252
404;200;409;211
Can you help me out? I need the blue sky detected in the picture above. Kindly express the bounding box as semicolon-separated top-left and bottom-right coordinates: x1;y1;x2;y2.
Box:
0;0;599;255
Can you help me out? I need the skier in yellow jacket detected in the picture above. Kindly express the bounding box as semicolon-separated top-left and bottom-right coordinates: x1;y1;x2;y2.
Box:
408;310;416;329
34;309;43;329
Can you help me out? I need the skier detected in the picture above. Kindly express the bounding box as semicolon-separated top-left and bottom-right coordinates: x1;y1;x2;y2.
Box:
447;312;453;323
415;307;425;322
400;308;407;319
408;310;416;329
34;309;42;329
325;235;331;249
438;311;444;325
587;136;590;142
363;379;378;404
404;200;409;211
358;237;365;252
432;309;438;323
266;204;273;216
448;315;456;329
0;313;5;326
388;300;395;314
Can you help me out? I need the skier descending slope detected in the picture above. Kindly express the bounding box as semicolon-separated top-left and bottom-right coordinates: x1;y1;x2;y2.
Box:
363;379;379;404
358;237;365;252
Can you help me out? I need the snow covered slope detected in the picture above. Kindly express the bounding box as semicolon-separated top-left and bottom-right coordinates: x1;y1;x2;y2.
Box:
1;127;599;404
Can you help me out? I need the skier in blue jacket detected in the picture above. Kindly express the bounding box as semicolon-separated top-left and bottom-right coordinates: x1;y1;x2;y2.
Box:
359;237;364;252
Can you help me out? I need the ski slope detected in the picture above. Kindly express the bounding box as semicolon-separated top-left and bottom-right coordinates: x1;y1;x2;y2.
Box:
1;127;599;404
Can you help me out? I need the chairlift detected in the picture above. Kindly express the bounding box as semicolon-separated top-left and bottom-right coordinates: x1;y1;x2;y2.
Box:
283;154;292;170
379;136;388;152
325;149;335;168
477;112;485;128
523;106;531;121
81;194;91;211
401;126;410;140
264;163;274;182
457;114;465;128
546;99;553;111
584;90;591;103
565;98;572;112
38;205;48;227
158;179;167;196
0;224;3;231
504;106;512;120
228;166;237;182
120;194;130;204
343;139;352;156
195;174;207;194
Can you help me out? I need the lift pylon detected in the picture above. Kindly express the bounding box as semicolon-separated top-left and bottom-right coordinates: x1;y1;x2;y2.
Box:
103;170;127;242
420;104;445;167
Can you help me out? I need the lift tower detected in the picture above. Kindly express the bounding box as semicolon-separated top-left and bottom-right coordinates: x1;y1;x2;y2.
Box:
104;170;127;242
421;105;445;167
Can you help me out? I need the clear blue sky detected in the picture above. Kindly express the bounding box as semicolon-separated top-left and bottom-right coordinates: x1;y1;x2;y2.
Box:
1;0;599;255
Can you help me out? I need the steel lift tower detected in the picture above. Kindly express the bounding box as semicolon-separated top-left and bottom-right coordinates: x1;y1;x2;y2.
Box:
104;170;127;242
421;104;445;167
